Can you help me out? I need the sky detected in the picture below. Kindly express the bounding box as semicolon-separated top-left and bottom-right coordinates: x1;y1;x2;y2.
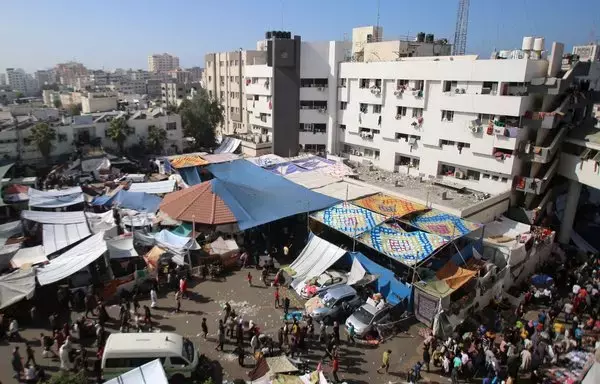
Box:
1;0;599;72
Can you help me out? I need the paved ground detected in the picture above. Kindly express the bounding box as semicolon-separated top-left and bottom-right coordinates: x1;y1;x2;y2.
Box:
0;269;445;384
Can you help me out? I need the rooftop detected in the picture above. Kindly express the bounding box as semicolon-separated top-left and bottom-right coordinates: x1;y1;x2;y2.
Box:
103;332;184;356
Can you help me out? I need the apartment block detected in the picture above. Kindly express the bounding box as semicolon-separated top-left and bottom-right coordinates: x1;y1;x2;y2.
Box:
148;53;180;72
161;82;201;108
81;92;118;113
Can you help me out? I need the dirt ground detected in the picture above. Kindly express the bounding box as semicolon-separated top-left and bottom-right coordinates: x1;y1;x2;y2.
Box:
0;269;448;384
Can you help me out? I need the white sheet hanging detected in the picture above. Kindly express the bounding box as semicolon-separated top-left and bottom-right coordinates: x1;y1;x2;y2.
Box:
22;210;86;224
107;237;138;259
85;211;116;233
10;245;48;268
289;233;347;290
0;269;36;310
346;258;367;285
36;232;107;286
128;179;176;194
28;187;84;208
42;223;91;255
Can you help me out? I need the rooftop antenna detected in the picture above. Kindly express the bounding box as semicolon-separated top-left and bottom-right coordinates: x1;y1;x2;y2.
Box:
375;0;381;42
452;0;470;55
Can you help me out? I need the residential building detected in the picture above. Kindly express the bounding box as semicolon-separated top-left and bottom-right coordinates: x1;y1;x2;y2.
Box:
81;92;118;113
0;74;7;87
35;70;51;88
42;90;60;106
146;79;162;98
55;62;88;87
59;92;82;108
187;67;204;83
572;43;600;62
6;68;27;94
148;53;180;72
161;82;200;108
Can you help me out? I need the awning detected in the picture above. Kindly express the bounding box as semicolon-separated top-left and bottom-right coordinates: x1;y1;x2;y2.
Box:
36;232;107;286
134;231;157;247
22;210;86;224
0;268;36;310
347;258;367;286
169;155;208;168
102;190;162;213
105;359;168;384
154;229;200;253
289;233;347;289
43;222;91;255
201;153;240;164
28;187;84;208
353;193;429;218
310;202;387;237
85;211;116;233
0;220;22;247
10;245;48;268
128;179;176;194
208;236;239;255
143;246;167;271
214;137;241;154
107;237;138;259
351;252;412;305
246;154;286;167
405;209;482;239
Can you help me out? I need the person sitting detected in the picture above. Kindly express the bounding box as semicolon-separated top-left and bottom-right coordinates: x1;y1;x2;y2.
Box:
24;364;37;384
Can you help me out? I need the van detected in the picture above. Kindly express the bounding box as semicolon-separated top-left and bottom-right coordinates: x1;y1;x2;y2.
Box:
101;332;199;382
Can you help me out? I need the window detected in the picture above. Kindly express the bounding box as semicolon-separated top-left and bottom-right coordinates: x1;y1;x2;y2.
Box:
482;174;490;179
252;77;258;84
234;60;238;65
340;102;347;110
208;76;212;82
339;124;346;130
208;91;213;98
360;79;369;88
359;103;368;113
466;170;481;180
235;76;239;83
396;106;407;116
300;123;314;132
412;108;423;118
414;80;425;91
478;113;494;124
219;91;224;99
219;61;224;66
482;81;498;95
373;105;382;114
441;110;454;121
314;124;326;133
165;122;177;131
396;79;409;88
443;80;458;92
170;357;189;366
501;177;508;183
374;79;382;88
339;78;347;88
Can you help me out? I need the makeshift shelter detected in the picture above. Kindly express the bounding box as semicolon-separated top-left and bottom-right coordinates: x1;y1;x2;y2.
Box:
246;154;286;167
0;268;36;310
249;356;298;381
21;210;86;224
10;245;48;268
201;153;240;164
350;252;412;305
404;209;481;239
0;220;22;247
208;236;239;255
356;222;449;267
36;232;107;286
160;181;237;224
291;155;335;171
284;171;340;189
154;229;200;254
143;246;167;271
128;179;176;194
353;193;429;218
207;160;340;230
214;137;241;154
93;190;161;213
0;243;22;269
0;163;14;181
266;162;311;176
288;233;347;291
85;211;117;234
104;359;168;384
42;221;91;255
311;181;378;201
3;184;29;203
28;186;84;208
168;154;208;168
310;202;386;237
177;167;202;186
170;223;193;237
107;237;138;259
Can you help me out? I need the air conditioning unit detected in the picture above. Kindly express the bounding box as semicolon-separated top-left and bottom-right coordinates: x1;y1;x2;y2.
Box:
412;91;419;96
394;90;403;96
365;133;374;139
455;171;466;179
395;114;402;120
460;88;466;94
470;125;481;133
319;108;327;114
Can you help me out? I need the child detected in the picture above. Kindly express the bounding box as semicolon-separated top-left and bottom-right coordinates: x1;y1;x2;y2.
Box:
247;272;253;287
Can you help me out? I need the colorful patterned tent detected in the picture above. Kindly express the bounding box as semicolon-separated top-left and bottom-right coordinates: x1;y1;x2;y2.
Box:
169;155;209;169
406;209;481;239
357;224;449;266
353;193;429;218
265;162;310;176
310;202;386;237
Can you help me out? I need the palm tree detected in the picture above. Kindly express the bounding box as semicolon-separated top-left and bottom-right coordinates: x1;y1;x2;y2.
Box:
146;125;168;154
30;122;56;161
107;117;132;154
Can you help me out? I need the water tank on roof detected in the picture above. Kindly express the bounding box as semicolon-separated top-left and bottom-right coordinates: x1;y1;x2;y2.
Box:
533;37;545;52
417;32;425;43
266;32;272;39
522;36;534;51
425;34;434;43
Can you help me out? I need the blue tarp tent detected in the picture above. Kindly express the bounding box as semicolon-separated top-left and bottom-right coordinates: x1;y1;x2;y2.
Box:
351;252;412;306
179;167;202;186
92;191;161;213
207;160;340;230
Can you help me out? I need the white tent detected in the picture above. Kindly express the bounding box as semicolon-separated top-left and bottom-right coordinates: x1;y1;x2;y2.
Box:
28;187;84;208
85;211;117;233
0;221;22;247
105;359;168;384
346;258;367;286
107;237;138;259
42;223;91;255
154;230;200;254
214;137;241;154
289;233;347;290
0;268;36;310
209;236;239;255
22;210;86;224
10;245;48;268
128;179;176;194
36;232;107;286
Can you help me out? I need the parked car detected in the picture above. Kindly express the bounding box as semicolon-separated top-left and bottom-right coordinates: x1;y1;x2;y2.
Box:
299;270;348;299
345;302;394;338
305;285;363;324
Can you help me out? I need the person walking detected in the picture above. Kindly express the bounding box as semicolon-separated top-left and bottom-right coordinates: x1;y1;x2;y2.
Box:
250;332;259;354
247;272;253;287
150;288;158;308
347;323;356;345
179;277;188;299
332;321;340;345
175;290;182;313
132;293;140;315
224;302;232;322
332;355;340;383
423;346;431;373
377;350;392;374
274;287;280;308
278;327;284;351
25;343;36;366
283;296;290;317
236;342;245;367
143;305;153;331
40;333;57;358
201;318;208;339
451;353;462;384
216;320;225;351
12;346;23;380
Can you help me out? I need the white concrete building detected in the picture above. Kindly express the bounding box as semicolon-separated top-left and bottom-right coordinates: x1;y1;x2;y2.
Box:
148;53;180;73
572;43;600;62
6;68;27;94
81;92;118;113
0;73;6;87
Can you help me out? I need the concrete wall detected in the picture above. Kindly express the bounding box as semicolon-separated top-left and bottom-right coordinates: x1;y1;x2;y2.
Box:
82;95;118;113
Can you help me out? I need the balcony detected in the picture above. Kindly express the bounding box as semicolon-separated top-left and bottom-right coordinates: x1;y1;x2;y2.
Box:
514;157;559;195
558;151;600;189
529;125;570;163
248;112;272;128
299;130;327;145
338;86;349;102
355;86;384;105
300;86;328;101
300;108;328;124
356;112;382;129
386;86;425;108
438;94;531;116
245;80;271;96
247;97;271;115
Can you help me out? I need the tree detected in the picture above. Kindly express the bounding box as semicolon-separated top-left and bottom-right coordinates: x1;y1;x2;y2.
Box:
146;125;168;154
15;92;24;98
178;88;224;150
69;103;82;116
30;122;56;161
107;117;133;154
53;99;62;108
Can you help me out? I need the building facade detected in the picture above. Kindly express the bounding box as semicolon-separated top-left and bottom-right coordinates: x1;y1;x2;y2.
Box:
6;68;27;94
148;53;180;72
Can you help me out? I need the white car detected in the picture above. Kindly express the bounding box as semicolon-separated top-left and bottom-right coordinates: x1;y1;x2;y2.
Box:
300;270;348;299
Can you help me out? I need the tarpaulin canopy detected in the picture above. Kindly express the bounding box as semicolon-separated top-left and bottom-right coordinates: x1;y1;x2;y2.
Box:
3;184;29;203
169;155;208;168
357;222;449;267
160;181;236;224
405;209;482;239
85;211;116;233
214;137;241;154
208;160;340;230
209;236;239;255
143;246;167;271
128;179;176;194
347;257;367;286
98;190;162;212
105;359;168;384
415;256;486;298
22;210;86;224
107;237;138;259
266;162;311;176
291;156;335;170
312;181;378;201
201;153;240;164
134;231;157;246
0;268;36;310
353;193;429;218
154;229;200;253
36;232;107;286
310;202;386;237
170;222;193;236
246;154;286;167
43;222;91;255
351;252;412;305
178;166;202;186
284;171;340;189
10;245;48;268
28;186;84;208
81;157;111;173
0;220;22;247
289;233;347;290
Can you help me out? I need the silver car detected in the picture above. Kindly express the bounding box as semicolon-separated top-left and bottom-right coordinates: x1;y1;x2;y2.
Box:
305;285;362;324
345;303;392;338
299;270;348;299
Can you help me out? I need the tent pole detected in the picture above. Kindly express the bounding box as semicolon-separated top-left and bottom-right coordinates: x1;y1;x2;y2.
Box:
189;215;195;267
